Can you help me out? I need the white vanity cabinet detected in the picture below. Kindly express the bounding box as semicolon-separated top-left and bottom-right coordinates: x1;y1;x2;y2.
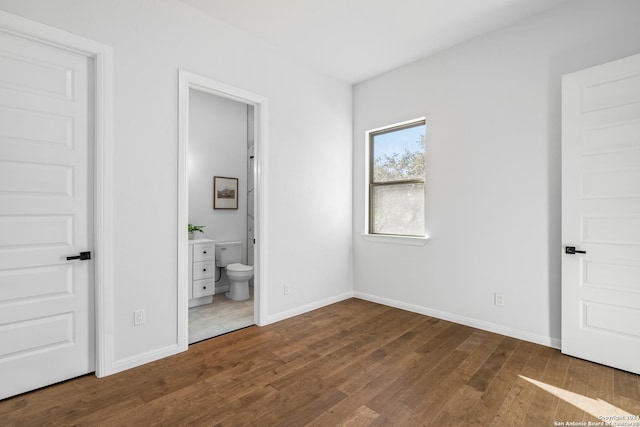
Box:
188;238;215;307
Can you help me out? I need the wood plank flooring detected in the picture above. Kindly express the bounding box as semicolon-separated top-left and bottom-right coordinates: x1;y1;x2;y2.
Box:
1;298;639;426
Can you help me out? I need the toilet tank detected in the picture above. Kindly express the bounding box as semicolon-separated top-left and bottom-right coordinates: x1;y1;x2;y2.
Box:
215;241;242;267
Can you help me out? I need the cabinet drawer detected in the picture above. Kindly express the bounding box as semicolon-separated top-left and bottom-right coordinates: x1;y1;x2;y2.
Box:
193;278;215;298
193;261;214;280
193;243;214;261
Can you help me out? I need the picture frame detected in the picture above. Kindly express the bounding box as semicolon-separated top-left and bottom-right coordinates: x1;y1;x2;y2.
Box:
213;176;238;209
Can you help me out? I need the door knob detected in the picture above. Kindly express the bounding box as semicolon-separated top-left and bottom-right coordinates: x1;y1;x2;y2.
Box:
67;251;92;261
565;246;586;255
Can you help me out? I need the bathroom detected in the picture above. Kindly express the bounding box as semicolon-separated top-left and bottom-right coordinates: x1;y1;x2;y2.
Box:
187;87;255;344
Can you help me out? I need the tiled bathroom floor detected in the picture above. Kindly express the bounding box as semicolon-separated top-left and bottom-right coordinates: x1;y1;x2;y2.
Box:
188;289;254;344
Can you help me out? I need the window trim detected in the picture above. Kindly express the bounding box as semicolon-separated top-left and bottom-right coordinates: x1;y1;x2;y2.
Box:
366;118;427;239
361;233;429;246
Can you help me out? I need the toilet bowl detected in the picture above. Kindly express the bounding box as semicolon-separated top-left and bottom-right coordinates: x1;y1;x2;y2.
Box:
216;241;253;301
225;263;253;301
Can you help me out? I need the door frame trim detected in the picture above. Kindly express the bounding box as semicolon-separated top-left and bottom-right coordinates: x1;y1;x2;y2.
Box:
177;70;269;350
0;11;115;377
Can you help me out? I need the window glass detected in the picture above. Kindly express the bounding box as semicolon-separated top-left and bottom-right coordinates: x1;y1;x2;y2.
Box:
371;182;425;235
372;124;425;183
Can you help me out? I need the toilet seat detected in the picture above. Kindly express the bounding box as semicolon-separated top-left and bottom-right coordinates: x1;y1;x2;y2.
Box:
226;263;253;272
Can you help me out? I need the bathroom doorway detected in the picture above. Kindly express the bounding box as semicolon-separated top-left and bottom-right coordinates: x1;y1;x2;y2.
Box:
177;70;267;348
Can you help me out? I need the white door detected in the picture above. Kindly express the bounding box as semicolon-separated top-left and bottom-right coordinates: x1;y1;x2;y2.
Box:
562;53;640;375
0;28;94;399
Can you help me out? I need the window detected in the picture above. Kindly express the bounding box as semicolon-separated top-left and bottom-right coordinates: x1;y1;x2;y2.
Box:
368;119;426;237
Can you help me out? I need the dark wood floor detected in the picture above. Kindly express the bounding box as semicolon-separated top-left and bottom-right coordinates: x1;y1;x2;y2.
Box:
1;299;639;426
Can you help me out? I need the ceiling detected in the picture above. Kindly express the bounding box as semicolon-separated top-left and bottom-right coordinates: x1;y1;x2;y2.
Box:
180;0;571;84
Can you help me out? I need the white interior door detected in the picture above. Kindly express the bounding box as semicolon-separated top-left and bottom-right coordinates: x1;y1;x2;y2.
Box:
0;27;95;399
562;53;640;375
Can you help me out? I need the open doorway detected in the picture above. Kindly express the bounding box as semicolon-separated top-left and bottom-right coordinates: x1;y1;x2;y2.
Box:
177;70;267;349
188;91;253;342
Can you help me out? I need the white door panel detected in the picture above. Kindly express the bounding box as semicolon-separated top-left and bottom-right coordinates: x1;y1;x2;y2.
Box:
562;53;640;375
0;27;94;399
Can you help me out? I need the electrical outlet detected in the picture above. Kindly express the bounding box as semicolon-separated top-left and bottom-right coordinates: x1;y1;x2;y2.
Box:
283;284;290;295
494;293;505;307
134;309;145;326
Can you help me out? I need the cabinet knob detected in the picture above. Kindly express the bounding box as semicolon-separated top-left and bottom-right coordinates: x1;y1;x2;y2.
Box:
203;268;207;272
203;251;207;254
203;286;206;289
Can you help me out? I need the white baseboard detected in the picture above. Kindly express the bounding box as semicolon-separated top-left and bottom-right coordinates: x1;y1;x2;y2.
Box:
104;344;184;376
264;291;354;325
354;291;561;349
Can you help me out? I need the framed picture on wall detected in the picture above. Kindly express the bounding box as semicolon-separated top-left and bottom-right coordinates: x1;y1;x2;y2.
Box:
213;176;238;209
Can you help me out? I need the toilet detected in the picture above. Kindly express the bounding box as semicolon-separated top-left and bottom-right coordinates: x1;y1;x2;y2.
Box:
215;241;253;301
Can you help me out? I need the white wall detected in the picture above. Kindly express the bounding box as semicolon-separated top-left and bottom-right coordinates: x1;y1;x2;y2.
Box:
353;0;640;347
0;0;352;372
188;89;247;254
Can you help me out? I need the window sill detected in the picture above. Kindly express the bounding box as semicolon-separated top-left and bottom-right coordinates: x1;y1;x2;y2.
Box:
361;234;429;246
